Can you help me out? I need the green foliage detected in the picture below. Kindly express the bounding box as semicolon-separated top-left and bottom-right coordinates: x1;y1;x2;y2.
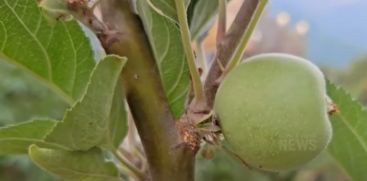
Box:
327;81;367;180
0;0;95;104
38;0;72;22
189;0;219;40
0;61;67;124
0;120;59;154
0;58;66;181
146;0;191;22
137;0;190;117
0;56;127;180
46;55;127;151
103;81;128;150
0;55;127;153
0;0;128;180
186;0;199;25
29;145;121;181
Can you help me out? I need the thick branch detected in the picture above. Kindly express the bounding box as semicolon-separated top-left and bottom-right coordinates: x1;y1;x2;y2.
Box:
204;0;261;108
99;0;195;180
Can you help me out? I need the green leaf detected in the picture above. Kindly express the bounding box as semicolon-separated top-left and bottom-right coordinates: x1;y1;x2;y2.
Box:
29;145;121;181
190;0;219;40
327;81;367;180
0;0;95;104
0;60;68;123
46;55;127;151
101;81;128;150
137;0;190;118
187;0;199;25
0;120;68;154
147;0;191;22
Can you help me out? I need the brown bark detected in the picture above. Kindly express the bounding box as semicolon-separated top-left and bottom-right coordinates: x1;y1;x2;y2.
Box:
99;0;196;180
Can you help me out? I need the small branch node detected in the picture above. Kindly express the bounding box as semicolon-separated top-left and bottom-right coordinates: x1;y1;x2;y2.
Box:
176;118;201;152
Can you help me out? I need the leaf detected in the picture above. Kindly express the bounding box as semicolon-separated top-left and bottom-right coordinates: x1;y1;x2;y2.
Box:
38;0;73;23
101;81;128;150
46;55;127;151
0;60;68;123
137;0;190;118
327;81;367;180
187;0;199;25
0;0;95;104
189;0;219;40
0;120;68;154
29;145;121;181
147;0;191;22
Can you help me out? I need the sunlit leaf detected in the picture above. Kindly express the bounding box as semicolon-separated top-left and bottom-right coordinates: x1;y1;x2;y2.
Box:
190;0;219;40
46;55;127;151
146;0;191;22
327;81;367;180
137;1;190;118
0;0;95;104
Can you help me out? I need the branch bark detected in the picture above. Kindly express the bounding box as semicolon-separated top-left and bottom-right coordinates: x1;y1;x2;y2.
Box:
99;0;195;180
204;0;261;108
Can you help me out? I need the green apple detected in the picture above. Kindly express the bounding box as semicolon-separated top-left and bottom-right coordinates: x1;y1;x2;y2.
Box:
214;53;332;172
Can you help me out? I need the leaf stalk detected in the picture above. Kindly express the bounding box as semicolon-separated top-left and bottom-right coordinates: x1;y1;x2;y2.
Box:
174;0;205;103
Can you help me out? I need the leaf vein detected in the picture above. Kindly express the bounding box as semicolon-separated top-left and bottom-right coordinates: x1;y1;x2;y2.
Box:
62;23;78;96
338;113;367;154
3;0;53;80
0;21;7;50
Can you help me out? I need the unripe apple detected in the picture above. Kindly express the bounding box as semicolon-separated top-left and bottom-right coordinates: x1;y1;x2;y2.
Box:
214;53;332;172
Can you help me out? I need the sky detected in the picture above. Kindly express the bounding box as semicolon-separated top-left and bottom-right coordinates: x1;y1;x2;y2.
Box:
267;0;367;67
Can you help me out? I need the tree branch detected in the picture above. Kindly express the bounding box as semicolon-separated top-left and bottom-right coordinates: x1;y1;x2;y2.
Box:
216;0;227;44
99;0;195;180
225;0;267;74
204;0;262;108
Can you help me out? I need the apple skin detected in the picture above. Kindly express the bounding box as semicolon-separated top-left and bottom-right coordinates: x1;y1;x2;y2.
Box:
214;53;332;172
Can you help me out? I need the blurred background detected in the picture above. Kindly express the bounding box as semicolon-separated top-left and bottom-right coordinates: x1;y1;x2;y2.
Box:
0;0;366;180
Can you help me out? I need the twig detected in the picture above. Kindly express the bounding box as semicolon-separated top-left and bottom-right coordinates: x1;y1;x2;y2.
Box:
113;151;145;180
204;0;263;108
224;0;267;74
216;0;227;44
